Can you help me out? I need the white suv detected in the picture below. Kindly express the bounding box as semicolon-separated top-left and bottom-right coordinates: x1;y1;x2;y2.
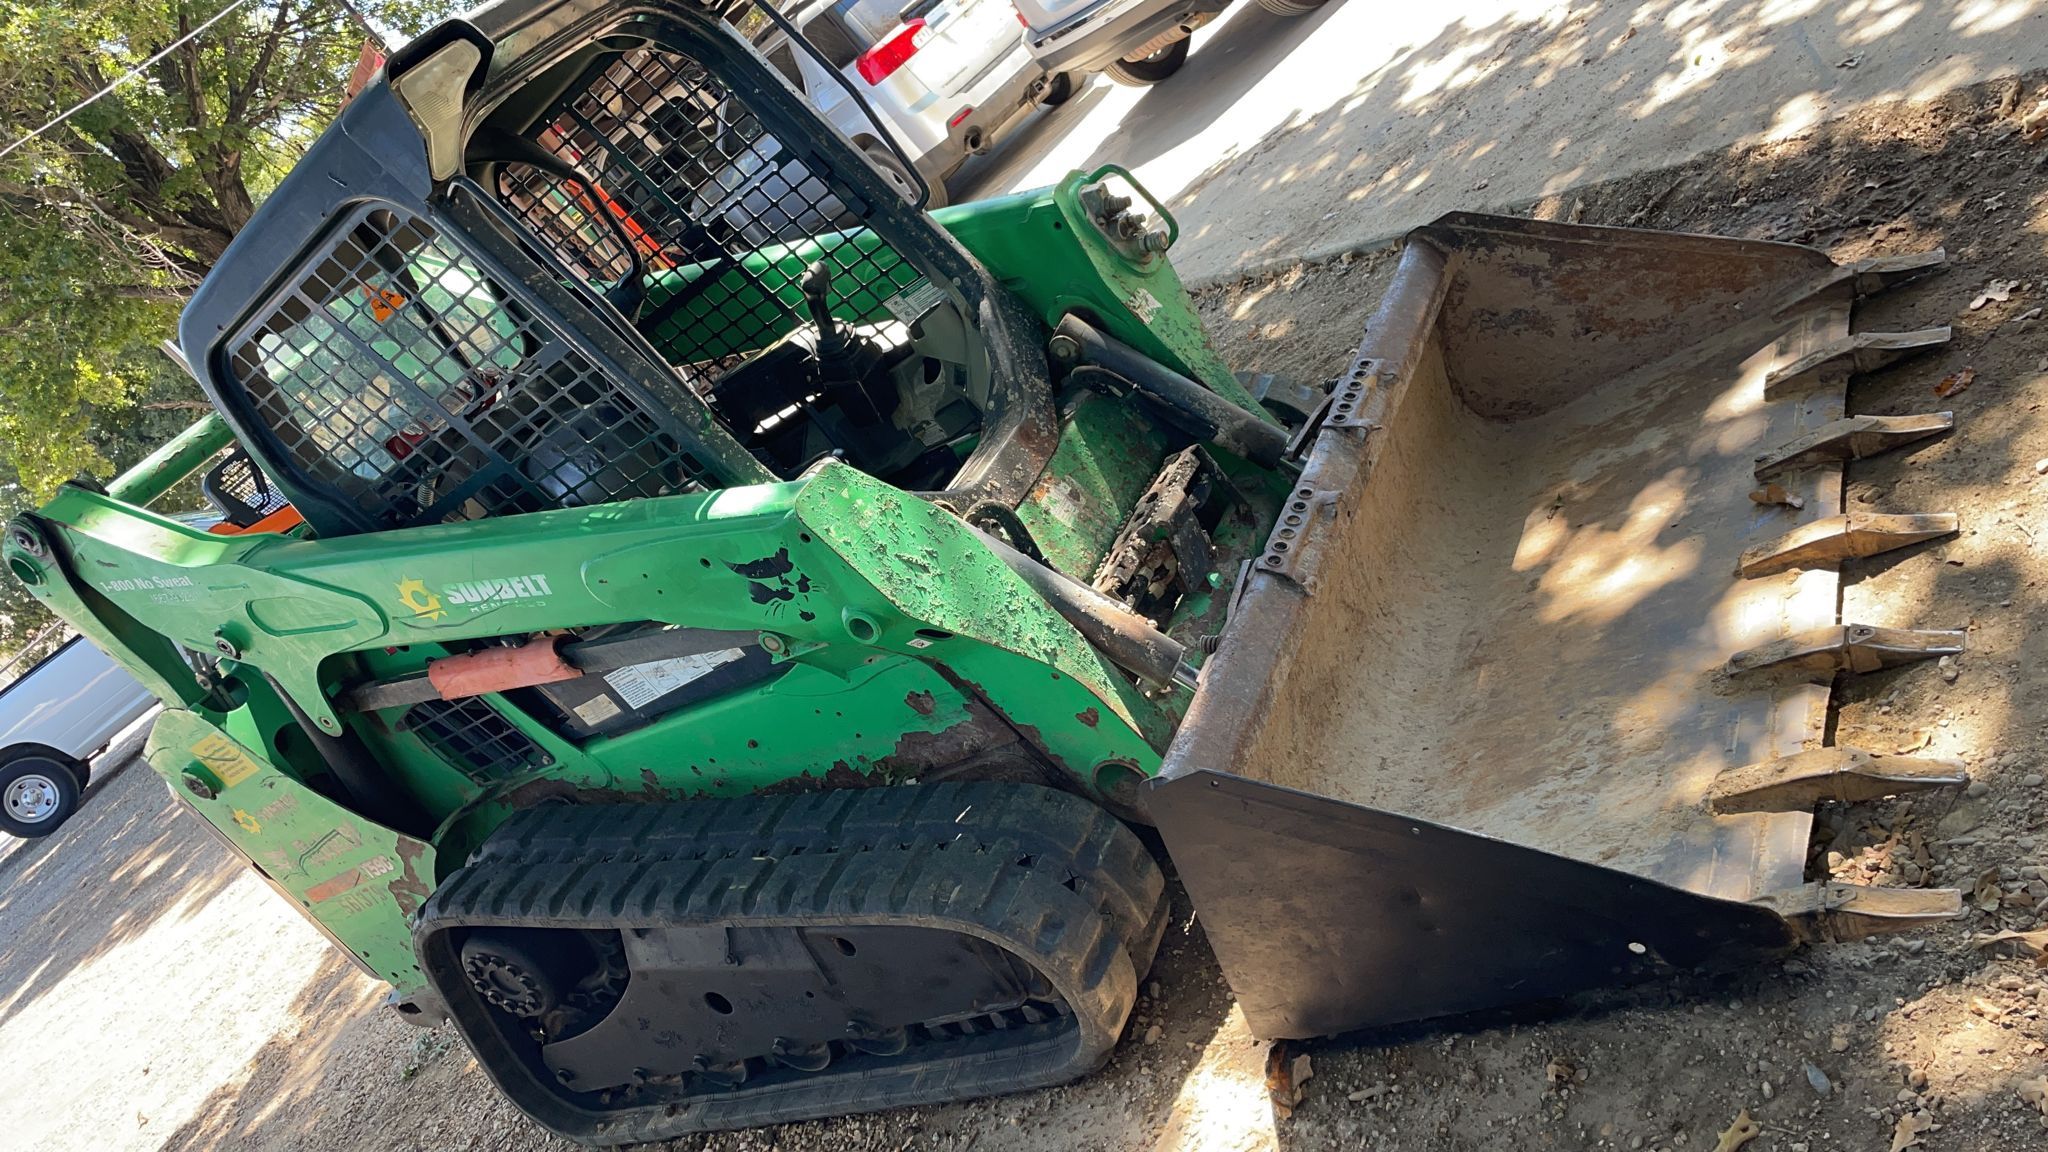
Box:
755;0;1071;204
0;636;158;838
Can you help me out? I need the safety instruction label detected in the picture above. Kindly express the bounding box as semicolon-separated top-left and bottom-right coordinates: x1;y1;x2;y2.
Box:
604;649;746;709
883;279;945;324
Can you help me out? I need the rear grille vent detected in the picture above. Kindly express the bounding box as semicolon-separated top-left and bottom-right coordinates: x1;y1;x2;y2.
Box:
401;697;547;783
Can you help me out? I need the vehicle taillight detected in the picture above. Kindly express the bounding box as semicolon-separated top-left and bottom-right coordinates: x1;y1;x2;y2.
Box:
855;19;929;84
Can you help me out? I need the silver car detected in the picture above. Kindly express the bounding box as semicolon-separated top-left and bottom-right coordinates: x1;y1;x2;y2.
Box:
1018;0;1326;87
0;635;158;838
755;0;1071;203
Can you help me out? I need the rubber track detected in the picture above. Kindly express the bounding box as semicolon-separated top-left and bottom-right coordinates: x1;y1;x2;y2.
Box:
416;783;1167;1144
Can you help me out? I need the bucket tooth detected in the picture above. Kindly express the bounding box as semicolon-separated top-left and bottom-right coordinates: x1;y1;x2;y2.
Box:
1763;328;1951;398
1753;412;1954;480
1737;512;1957;578
1775;248;1947;313
1726;623;1965;678
1753;882;1963;943
1708;746;1968;814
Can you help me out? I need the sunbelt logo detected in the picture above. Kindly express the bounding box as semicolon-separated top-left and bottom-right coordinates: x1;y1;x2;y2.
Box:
396;573;555;622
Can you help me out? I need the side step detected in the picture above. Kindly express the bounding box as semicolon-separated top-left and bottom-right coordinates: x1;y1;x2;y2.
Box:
416;784;1166;1143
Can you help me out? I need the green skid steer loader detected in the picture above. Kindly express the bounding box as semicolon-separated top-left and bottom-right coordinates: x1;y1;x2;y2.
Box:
7;0;1972;1141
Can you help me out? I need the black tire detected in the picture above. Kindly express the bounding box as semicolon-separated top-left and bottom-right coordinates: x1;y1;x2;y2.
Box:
1040;71;1077;106
0;753;82;838
1255;0;1329;13
861;143;946;209
1104;38;1190;86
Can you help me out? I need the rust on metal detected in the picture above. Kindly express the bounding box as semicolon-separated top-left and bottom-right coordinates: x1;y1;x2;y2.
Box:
1726;623;1965;678
1762;327;1951;398
1264;1040;1312;1117
1737;512;1957;577
1753;411;1953;480
1256;487;1338;586
1707;746;1968;814
1753;882;1963;943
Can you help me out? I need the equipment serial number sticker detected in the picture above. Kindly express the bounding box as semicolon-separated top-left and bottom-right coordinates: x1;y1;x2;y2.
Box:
573;695;623;726
883;279;945;323
604;649;746;709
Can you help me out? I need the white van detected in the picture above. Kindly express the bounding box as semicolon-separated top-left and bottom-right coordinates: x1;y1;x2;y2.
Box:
0;636;159;838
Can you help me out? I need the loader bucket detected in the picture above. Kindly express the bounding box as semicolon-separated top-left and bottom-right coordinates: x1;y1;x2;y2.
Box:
1150;213;1965;1040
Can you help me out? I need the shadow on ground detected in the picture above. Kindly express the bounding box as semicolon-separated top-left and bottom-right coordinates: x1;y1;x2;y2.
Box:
963;0;2046;280
0;718;249;1030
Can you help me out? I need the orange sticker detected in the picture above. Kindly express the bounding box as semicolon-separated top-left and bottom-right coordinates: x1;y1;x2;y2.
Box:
362;285;406;323
306;868;365;903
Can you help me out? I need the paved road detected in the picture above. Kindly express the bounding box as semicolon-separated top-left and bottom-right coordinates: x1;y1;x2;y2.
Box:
956;0;2048;283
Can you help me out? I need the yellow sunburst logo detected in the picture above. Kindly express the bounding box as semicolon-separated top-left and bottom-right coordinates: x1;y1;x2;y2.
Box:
232;808;261;834
396;576;444;621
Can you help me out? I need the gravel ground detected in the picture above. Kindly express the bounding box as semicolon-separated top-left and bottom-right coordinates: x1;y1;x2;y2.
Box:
4;70;2048;1152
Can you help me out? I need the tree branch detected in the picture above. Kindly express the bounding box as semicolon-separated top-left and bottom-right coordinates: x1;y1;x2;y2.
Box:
231;0;296;125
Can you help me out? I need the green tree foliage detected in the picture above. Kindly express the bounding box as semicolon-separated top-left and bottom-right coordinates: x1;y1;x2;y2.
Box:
0;0;449;660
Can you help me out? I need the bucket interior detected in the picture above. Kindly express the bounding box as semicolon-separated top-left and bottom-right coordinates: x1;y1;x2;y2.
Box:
1222;218;1861;903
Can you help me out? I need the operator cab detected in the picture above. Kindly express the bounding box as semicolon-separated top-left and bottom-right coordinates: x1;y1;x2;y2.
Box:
181;1;1034;539
467;37;991;486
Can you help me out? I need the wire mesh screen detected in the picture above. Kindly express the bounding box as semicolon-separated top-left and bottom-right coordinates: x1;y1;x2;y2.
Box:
225;203;713;531
513;46;928;380
495;162;638;285
402;696;548;784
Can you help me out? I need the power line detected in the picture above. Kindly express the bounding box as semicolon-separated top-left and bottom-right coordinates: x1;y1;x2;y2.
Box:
0;0;261;163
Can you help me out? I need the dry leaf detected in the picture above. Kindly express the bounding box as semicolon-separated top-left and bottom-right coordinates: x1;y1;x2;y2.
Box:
1750;482;1806;509
1935;367;1977;397
1974;868;2004;913
1971;280;2018;310
1713;1108;1761;1152
1890;1109;1935;1152
1972;928;2048;965
2020;1076;2048;1117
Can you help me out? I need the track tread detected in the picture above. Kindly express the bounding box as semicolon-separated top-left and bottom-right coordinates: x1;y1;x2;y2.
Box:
416;784;1166;1144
